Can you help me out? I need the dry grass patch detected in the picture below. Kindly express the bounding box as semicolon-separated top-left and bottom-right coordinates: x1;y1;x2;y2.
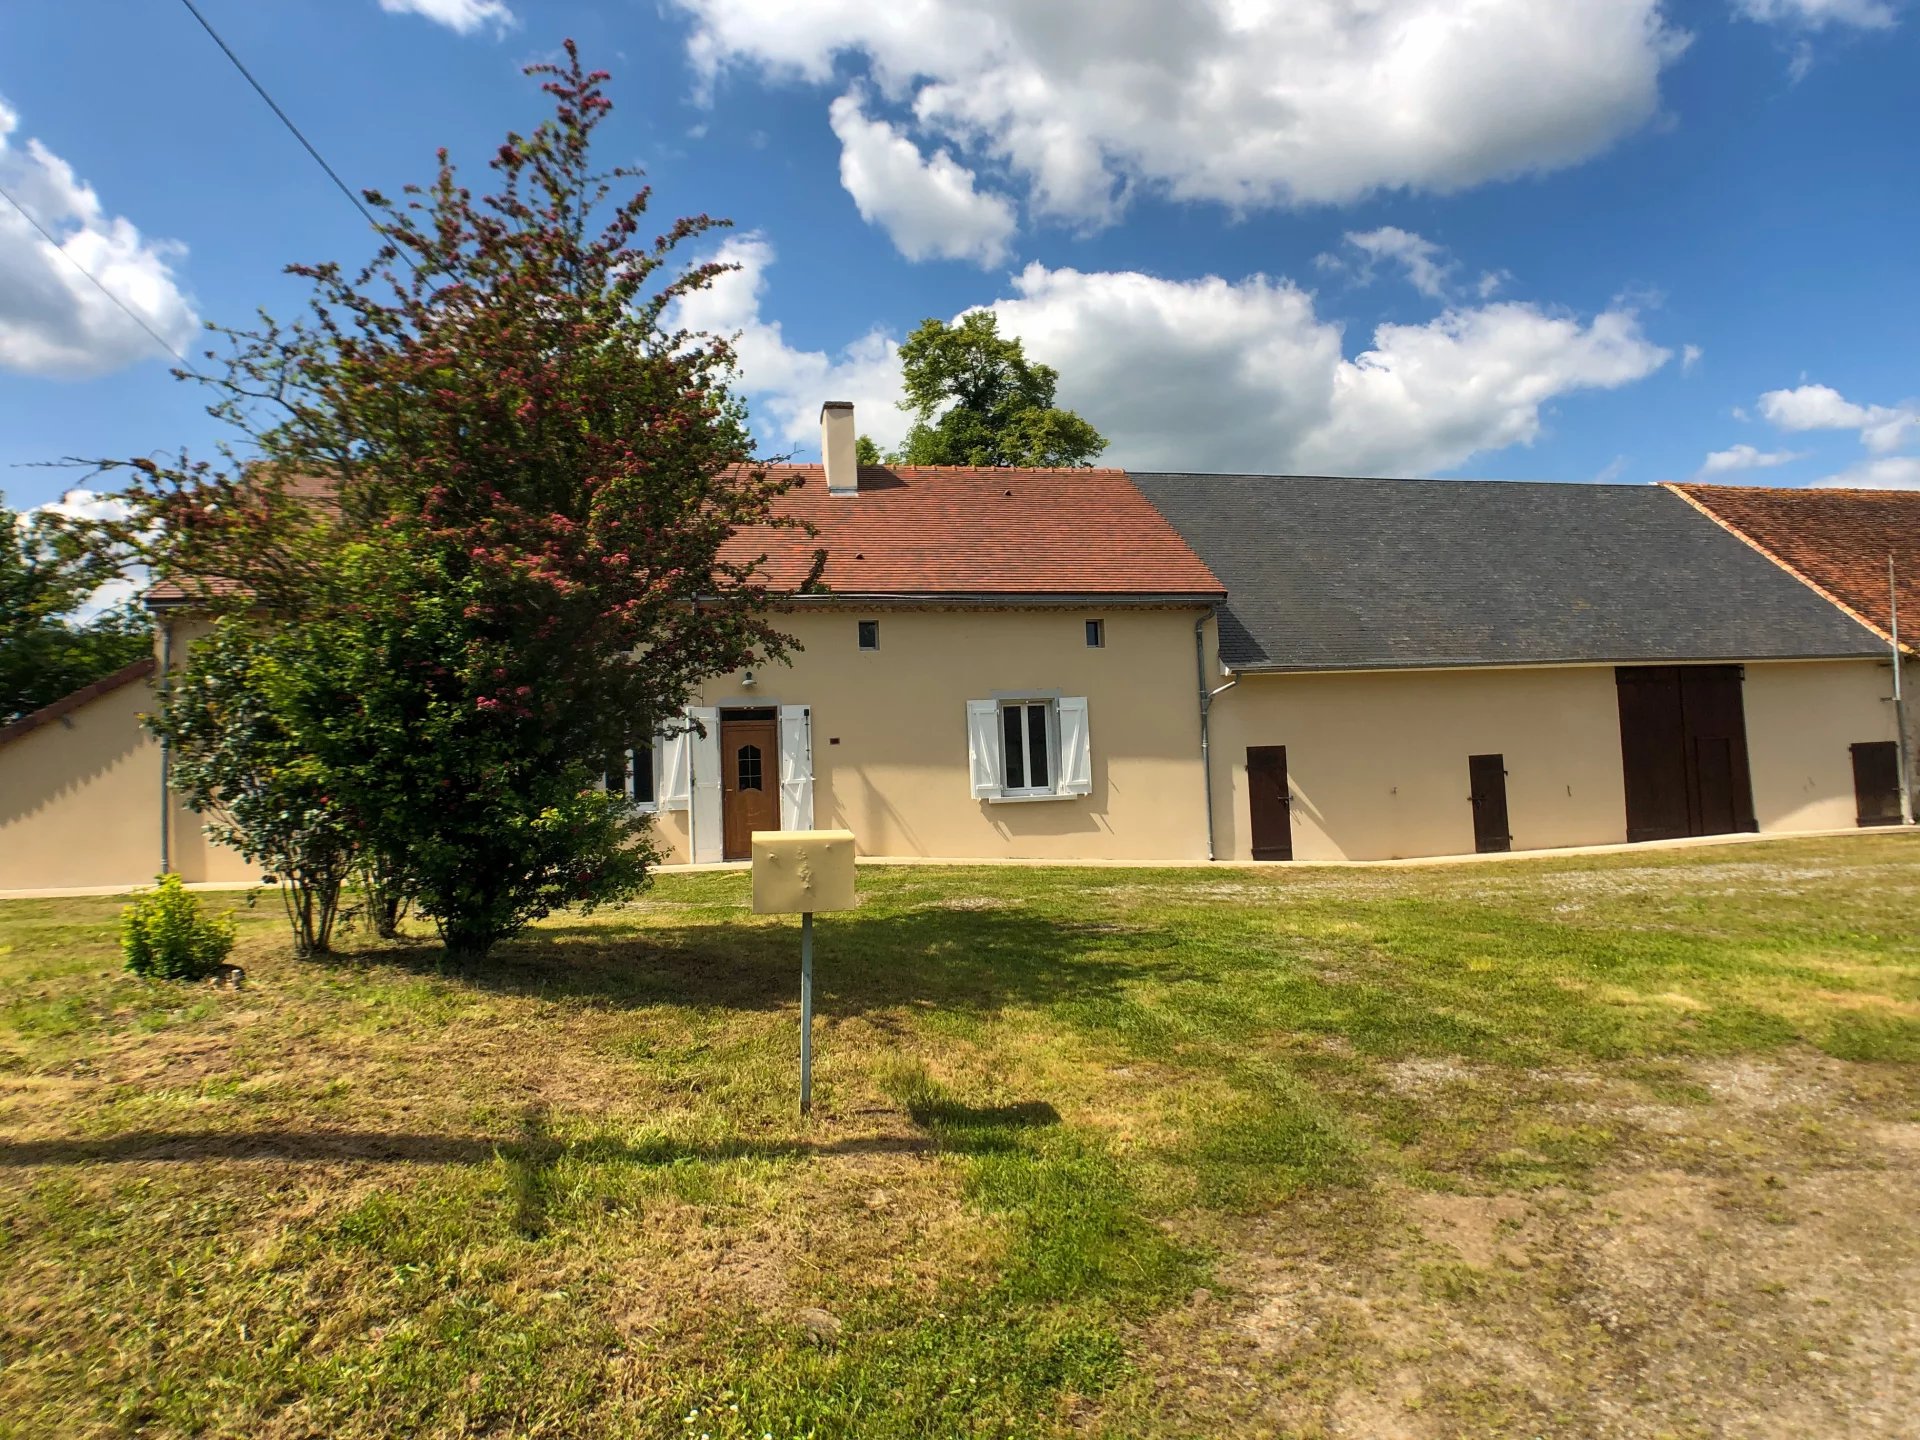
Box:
2;833;1918;1437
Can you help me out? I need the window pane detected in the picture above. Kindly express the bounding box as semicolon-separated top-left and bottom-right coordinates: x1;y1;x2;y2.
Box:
858;620;879;650
1002;703;1026;790
738;743;763;792
1085;619;1104;648
1027;703;1051;791
633;742;655;804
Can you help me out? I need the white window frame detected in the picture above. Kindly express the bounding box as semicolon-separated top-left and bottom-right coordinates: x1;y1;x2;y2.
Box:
604;739;660;813
966;694;1092;804
999;698;1058;798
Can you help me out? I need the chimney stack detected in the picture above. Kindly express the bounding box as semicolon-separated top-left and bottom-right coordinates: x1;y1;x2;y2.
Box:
821;401;857;496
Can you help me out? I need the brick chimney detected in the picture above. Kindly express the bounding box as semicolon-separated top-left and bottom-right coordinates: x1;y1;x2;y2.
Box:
821;401;857;496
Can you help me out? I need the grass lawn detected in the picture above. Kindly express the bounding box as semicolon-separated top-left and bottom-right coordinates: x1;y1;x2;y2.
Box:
3;834;1919;1438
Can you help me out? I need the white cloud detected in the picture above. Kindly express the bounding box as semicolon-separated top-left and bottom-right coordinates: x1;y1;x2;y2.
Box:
1759;383;1919;454
1682;343;1703;373
376;0;516;34
827;91;1017;266
1813;457;1920;489
1696;443;1806;476
0;99;198;379
1342;228;1455;298
669;233;911;456
19;490;138;620
36;488;131;524
1734;0;1901;29
675;236;1668;475
677;0;1686;225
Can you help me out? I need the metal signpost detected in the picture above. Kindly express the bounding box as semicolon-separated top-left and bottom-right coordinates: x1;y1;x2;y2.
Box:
751;830;857;1113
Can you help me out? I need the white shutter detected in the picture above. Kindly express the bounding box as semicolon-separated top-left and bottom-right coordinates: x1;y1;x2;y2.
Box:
1057;697;1092;797
657;722;692;811
689;706;723;863
967;700;1002;800
777;705;813;832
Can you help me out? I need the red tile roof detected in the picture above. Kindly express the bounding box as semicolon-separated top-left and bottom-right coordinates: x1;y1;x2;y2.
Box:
0;657;155;749
1670;484;1920;652
722;466;1224;597
152;465;1226;604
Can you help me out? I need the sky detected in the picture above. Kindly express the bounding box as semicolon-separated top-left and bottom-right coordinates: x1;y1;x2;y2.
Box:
2;0;1918;517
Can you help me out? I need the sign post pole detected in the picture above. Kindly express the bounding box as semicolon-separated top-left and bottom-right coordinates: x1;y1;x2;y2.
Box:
800;911;814;1114
750;829;855;1118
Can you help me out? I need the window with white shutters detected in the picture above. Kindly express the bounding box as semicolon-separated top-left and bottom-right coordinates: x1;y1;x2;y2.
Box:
966;696;1091;801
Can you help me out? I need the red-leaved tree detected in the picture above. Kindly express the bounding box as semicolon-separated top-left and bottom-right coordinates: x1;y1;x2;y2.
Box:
98;44;796;957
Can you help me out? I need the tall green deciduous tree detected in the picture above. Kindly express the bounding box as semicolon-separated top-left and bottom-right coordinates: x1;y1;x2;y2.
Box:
95;45;795;958
2;496;150;724
893;312;1107;467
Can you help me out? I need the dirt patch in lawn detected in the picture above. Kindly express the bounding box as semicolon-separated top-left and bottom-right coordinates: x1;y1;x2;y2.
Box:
1140;1053;1920;1439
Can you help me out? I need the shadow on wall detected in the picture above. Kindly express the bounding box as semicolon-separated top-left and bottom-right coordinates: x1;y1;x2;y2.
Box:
0;702;150;827
307;903;1190;1019
832;763;927;856
983;756;1111;842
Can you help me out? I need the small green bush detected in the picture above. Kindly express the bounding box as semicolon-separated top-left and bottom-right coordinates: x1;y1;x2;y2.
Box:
122;874;237;981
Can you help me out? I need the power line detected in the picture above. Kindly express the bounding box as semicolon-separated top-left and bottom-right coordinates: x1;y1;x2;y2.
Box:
174;0;388;238
0;180;189;364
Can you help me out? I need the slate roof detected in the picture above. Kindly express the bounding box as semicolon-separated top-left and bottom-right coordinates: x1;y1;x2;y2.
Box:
1131;473;1884;671
1673;484;1919;653
720;465;1224;598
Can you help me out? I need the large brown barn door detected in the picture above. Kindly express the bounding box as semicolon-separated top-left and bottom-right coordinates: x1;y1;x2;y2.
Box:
1247;746;1293;861
1851;741;1903;826
1615;666;1756;843
1468;754;1512;854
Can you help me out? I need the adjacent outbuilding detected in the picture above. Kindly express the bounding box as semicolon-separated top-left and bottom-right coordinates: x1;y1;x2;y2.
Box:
1135;473;1898;861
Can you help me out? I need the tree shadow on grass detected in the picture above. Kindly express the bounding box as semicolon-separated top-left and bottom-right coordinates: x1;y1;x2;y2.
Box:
0;1126;931;1169
314;906;1190;1019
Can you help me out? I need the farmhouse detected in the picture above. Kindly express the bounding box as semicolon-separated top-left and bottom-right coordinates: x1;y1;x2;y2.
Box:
1;404;1912;888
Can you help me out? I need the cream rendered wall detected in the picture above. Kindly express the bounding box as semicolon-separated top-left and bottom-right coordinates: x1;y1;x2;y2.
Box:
0;678;166;890
1207;661;1630;862
1744;658;1897;832
650;605;1211;863
0;676;254;890
1206;650;1903;864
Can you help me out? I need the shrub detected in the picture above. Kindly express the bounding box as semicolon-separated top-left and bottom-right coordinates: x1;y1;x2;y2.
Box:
122;874;237;981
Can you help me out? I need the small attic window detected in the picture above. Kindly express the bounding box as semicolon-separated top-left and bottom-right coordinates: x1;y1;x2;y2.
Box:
1085;619;1105;648
858;619;879;651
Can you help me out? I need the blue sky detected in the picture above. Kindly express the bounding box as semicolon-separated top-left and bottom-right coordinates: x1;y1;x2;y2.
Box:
2;0;1918;514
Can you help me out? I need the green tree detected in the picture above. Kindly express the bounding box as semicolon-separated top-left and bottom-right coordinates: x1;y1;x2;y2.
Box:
150;620;358;955
893;312;1107;467
1;496;150;723
855;434;882;465
96;46;793;959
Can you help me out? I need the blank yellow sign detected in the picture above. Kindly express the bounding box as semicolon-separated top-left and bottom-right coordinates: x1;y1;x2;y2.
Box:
750;830;857;914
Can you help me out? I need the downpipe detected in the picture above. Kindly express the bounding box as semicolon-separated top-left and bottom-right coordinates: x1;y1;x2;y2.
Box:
1195;611;1238;861
158;619;173;875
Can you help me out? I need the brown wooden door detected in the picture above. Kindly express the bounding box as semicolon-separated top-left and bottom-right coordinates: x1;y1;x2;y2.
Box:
1247;745;1293;860
1617;666;1690;841
721;714;779;861
1678;666;1757;836
1616;665;1756;842
1851;741;1903;826
1468;754;1511;854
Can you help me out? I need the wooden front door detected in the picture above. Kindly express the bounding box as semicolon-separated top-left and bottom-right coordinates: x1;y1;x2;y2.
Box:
1468;753;1511;854
1851;741;1903;826
1615;666;1756;842
1247;745;1293;860
720;712;779;861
